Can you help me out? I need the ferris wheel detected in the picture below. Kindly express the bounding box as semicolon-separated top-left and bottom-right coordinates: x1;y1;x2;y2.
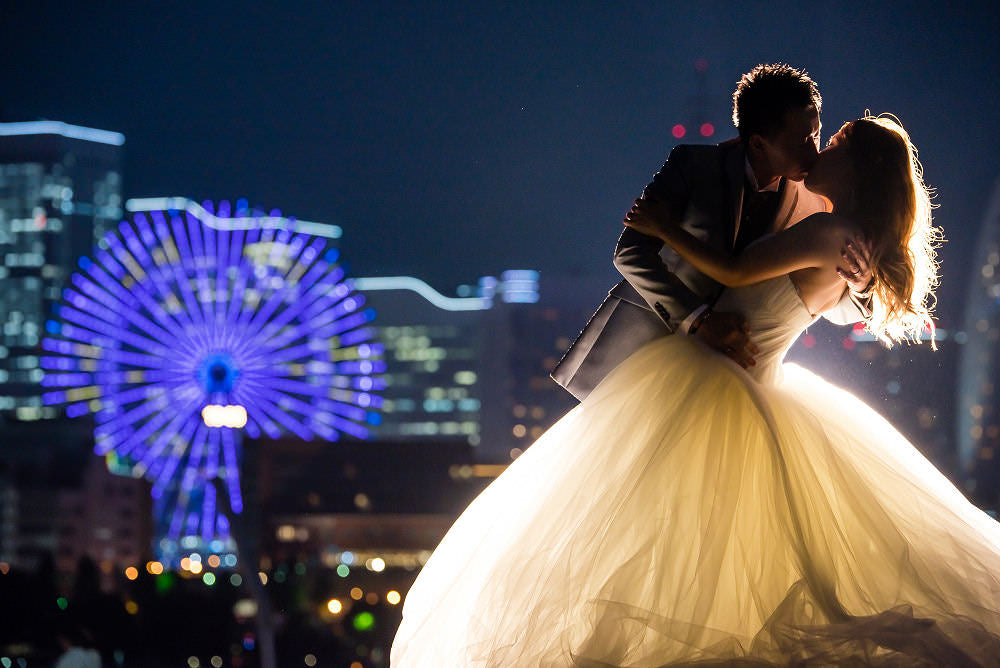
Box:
40;200;384;541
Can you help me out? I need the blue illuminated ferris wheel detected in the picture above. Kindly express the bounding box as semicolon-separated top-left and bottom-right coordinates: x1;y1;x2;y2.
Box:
40;200;384;539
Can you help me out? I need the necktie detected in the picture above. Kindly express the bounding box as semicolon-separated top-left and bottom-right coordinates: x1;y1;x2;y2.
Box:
735;184;781;252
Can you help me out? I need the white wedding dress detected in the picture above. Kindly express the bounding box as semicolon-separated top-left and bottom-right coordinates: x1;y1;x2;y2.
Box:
391;276;1000;667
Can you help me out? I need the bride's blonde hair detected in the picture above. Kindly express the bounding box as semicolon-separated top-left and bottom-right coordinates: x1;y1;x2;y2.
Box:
842;113;942;347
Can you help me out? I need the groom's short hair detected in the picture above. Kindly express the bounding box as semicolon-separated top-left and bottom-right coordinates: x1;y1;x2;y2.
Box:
732;64;821;142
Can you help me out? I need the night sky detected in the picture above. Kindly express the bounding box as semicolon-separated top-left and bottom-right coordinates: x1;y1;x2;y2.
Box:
4;2;999;325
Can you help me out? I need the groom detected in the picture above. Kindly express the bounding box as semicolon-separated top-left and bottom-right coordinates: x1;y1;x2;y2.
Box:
552;63;873;400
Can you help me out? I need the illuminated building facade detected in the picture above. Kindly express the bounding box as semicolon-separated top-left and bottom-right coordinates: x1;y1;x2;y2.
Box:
357;271;546;462
56;453;153;578
358;271;627;462
958;177;1000;510
502;272;617;455
0;121;123;421
0;417;150;579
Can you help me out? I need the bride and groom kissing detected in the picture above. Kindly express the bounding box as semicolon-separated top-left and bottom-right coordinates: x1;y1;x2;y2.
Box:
552;62;875;398
392;64;1000;666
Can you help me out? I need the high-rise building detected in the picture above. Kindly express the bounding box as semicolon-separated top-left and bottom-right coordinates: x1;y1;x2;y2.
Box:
958;176;1000;510
355;270;611;462
0;121;124;421
355;271;539;462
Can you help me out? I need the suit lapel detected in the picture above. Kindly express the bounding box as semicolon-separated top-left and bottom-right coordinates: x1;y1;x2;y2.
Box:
773;180;799;232
723;141;746;249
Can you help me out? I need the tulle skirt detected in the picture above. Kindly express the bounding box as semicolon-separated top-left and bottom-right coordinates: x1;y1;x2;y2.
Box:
391;336;1000;666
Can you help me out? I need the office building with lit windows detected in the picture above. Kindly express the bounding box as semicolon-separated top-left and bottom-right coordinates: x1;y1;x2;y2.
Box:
356;271;539;461
355;270;611;462
0;121;124;421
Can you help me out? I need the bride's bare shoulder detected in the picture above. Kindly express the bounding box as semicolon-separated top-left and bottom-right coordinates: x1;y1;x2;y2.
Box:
796;212;864;242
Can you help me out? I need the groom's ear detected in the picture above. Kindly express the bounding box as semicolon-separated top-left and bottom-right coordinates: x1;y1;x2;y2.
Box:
747;134;767;156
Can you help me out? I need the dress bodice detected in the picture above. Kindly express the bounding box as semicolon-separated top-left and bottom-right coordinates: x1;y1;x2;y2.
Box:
713;275;817;383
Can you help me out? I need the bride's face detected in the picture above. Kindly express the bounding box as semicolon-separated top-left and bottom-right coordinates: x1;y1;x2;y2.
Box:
804;128;852;201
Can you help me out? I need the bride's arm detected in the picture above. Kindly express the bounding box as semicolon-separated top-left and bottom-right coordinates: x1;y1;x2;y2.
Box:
625;205;836;287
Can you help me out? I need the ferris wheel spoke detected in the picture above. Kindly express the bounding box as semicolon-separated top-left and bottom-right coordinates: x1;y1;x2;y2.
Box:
61;285;177;354
223;228;251;325
240;340;319;367
102;347;185;371
282;236;322;286
240;268;349;352
85;258;198;347
168;499;187;539
48;324;170;371
58;303;170;356
200;215;220;332
118;218;159;274
69;271;178;344
242;391;313;440
228;225;266;328
120;396;197;458
183;212;214;319
153;419;204;498
239;239;330;336
313;309;376;339
235;377;322;417
95;396;172;455
328;415;369;439
178;422;209;496
220;428;243;513
204;426;221;480
229;391;280;439
147;211;205;332
168;213;213;334
104;229;150;289
134;397;203;475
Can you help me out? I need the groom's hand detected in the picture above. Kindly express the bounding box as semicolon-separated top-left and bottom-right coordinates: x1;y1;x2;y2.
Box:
694;311;758;369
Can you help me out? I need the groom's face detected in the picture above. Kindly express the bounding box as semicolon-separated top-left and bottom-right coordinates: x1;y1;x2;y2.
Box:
758;105;822;182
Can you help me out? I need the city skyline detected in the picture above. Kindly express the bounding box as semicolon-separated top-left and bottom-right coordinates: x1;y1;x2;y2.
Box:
4;3;999;328
3;7;1000;663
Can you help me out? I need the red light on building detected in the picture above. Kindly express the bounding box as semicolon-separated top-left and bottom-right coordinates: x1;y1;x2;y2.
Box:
842;337;856;350
699;123;714;137
802;334;816;348
694;58;709;73
671;124;686;139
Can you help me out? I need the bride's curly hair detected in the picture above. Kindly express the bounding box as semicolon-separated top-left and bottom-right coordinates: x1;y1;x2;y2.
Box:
842;114;942;348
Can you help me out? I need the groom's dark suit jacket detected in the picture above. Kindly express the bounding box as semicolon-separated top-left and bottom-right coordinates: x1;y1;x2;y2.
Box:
551;138;863;400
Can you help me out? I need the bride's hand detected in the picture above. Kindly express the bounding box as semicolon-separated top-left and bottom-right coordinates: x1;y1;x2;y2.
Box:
623;198;669;239
837;234;874;295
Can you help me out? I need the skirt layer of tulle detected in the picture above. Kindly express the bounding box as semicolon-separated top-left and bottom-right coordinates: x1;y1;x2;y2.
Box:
391;336;1000;666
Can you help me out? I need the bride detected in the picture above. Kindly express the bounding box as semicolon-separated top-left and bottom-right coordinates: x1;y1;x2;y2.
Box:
390;115;1000;666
